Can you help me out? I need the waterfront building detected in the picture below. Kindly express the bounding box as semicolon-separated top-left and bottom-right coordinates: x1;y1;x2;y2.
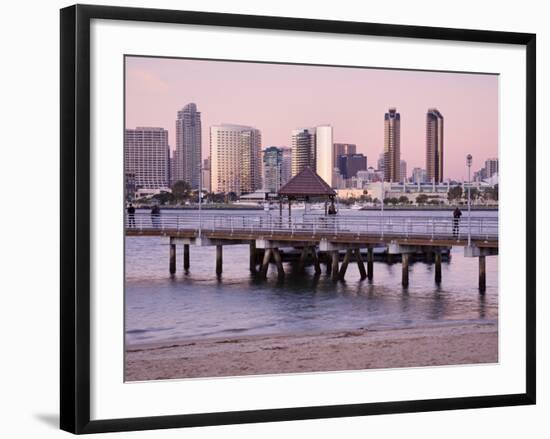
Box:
263;146;284;193
173;103;202;189
384;108;401;182
124;127;170;190
337;153;367;179
333;143;356;167
210;124;262;194
426;108;444;183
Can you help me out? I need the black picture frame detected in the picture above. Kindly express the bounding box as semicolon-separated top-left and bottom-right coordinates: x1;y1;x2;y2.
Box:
60;4;536;434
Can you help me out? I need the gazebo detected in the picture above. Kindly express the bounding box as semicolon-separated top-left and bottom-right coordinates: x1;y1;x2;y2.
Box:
277;166;337;218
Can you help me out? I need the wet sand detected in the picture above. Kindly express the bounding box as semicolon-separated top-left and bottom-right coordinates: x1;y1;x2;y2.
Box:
125;322;498;381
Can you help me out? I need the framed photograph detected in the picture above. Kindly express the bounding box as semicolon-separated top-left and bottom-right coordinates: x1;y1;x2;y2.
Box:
60;4;536;434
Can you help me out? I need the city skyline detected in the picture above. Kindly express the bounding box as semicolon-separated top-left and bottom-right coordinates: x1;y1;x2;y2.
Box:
125;56;498;181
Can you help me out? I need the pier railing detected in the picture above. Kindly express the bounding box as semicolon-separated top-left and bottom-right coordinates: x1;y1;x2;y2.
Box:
126;213;498;242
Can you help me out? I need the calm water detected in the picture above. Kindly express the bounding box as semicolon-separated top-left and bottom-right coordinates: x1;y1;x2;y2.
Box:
125;209;498;346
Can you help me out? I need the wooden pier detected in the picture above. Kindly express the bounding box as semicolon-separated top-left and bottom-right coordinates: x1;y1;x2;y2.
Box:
126;212;498;292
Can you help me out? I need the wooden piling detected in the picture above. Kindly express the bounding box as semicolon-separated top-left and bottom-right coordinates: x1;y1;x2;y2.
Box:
260;248;272;278
249;241;256;273
216;245;223;276
355;249;367;279
367;247;374;280
183;244;190;271
311;247;322;275
479;255;486;293
325;253;332;275
435;251;442;283
272;248;285;278
331;251;339;281
339;249;352;279
169;243;176;274
402;253;409;287
298;246;308;272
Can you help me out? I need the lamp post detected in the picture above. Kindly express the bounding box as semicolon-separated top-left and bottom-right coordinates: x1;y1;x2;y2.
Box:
466;154;472;246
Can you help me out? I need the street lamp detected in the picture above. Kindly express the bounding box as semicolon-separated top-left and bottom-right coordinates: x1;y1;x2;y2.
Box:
466;154;472;246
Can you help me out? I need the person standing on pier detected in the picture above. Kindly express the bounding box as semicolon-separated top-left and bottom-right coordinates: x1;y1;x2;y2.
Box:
151;204;161;228
453;207;462;238
127;203;136;228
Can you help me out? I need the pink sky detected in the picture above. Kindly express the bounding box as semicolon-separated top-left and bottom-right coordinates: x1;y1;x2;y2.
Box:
125;56;498;181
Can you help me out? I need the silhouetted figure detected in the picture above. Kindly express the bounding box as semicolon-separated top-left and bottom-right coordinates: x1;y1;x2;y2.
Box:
151;205;161;228
453;207;462;238
127;203;135;228
328;203;337;215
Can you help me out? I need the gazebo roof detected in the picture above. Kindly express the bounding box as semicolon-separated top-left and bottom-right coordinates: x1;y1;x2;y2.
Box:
278;167;336;197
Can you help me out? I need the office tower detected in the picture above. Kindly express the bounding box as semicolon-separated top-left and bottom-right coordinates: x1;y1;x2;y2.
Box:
280;147;292;186
291;128;316;177
337;153;367;179
400;160;407;183
384;108;401;182
315;125;334;186
173;103;202;188
201;156;211;192
333;143;357;167
426;108;444;183
124;127;170;189
210;124;262;194
291;125;334;186
485;158;499;177
411;167;427;184
263;147;284;193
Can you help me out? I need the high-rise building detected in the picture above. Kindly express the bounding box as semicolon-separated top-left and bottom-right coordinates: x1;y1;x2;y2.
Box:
281;147;292;187
384;108;401;182
210;124;262;194
337;153;367;179
124;127;170;189
263;147;283;193
173;103;202;188
400;160;407;183
291;125;334;186
291;128;316;177
411;167;427;184
333;143;356;167
315;125;334;187
485;158;499;178
426;108;444;183
201;156;211;192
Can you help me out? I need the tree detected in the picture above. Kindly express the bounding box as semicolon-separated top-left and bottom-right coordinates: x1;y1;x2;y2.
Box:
398;195;409;205
416;194;428;205
151;191;175;205
171;180;192;202
447;185;463;203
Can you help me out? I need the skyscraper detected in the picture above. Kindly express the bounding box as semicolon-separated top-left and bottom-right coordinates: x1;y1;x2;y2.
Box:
291;125;334;186
315;125;334;187
384;108;401;182
280;147;292;187
291;128;316;177
485;158;499;178
400;160;407;183
124;127;170;189
263;147;283;193
337;153;367;179
333;143;357;167
426;108;444;183
174;103;201;188
210;124;262;194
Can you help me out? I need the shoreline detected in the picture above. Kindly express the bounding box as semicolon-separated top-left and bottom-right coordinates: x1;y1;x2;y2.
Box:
125;321;498;381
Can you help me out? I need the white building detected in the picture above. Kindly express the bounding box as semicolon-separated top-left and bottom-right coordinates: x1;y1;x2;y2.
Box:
210;124;262;194
124;127;170;189
315;125;334;187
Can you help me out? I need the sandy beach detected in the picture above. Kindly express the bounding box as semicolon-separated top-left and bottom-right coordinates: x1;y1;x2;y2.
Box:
125;322;498;381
